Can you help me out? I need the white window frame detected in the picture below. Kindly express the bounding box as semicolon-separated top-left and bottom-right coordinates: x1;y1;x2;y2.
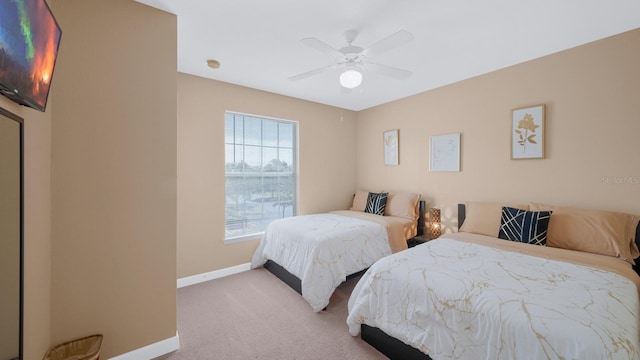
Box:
224;111;297;244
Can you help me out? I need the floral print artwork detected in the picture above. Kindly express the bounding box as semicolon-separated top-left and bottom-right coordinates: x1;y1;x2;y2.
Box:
511;105;544;159
515;113;539;153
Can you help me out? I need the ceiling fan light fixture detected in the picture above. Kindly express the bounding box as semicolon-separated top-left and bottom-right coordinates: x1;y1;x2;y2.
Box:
339;68;362;89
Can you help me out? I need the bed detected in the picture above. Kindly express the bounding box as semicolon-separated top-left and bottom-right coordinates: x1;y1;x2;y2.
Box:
347;202;640;360
251;191;423;312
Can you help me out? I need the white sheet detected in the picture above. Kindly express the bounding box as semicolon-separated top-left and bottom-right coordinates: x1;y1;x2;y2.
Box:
251;211;396;312
347;234;640;359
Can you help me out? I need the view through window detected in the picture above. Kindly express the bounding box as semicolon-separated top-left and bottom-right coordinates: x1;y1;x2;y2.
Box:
225;112;297;241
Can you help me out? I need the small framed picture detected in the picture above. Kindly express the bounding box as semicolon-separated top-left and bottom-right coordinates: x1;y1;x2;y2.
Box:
430;133;460;172
511;104;545;159
383;129;399;166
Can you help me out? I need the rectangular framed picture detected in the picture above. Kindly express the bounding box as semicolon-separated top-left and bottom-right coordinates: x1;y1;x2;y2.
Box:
383;129;399;166
511;104;545;159
430;133;460;172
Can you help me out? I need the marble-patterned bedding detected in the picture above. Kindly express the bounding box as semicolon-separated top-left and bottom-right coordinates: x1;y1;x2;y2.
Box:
251;210;413;312
347;232;640;359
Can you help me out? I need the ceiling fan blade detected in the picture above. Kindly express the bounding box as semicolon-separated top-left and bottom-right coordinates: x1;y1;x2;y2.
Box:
365;62;412;80
300;37;343;57
288;64;336;81
362;30;413;57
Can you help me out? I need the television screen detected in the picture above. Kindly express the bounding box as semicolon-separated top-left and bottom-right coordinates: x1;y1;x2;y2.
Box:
0;0;62;112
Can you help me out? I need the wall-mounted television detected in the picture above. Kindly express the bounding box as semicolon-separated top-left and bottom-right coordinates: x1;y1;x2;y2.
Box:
0;0;62;112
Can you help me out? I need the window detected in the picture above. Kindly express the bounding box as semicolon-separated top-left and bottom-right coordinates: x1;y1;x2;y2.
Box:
224;112;297;242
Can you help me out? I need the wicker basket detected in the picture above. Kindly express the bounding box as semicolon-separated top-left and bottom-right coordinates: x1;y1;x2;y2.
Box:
43;334;103;360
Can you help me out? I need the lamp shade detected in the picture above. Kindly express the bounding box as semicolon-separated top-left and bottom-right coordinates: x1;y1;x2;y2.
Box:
339;69;362;89
429;208;441;239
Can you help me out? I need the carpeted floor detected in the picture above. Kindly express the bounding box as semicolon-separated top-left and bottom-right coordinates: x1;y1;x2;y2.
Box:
155;268;387;360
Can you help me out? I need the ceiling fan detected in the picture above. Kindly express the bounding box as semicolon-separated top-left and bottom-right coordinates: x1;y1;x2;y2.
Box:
289;29;414;89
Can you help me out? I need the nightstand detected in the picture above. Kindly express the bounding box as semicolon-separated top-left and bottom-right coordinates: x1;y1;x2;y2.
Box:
407;234;432;248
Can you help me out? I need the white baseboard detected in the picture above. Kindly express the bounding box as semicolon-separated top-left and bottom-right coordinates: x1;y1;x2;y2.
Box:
177;262;251;288
109;332;179;360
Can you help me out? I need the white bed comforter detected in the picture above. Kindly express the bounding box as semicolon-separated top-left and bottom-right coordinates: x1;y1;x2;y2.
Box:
347;234;640;360
251;212;393;312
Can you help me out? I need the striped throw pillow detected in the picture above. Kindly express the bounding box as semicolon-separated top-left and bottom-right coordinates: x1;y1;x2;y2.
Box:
364;192;388;216
498;206;552;246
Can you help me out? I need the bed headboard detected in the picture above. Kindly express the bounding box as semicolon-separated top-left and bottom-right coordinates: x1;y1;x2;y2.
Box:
417;200;426;236
457;203;640;275
457;203;466;231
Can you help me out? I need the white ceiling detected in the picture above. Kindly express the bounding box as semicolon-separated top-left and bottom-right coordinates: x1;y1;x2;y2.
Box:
135;0;640;111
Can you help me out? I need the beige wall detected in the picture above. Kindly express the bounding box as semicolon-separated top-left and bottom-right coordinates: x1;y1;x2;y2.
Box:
0;94;52;359
177;73;358;278
50;1;177;358
356;29;640;233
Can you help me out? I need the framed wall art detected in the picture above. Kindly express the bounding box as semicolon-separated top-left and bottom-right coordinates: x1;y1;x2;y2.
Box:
430;133;460;172
383;129;399;166
511;104;545;159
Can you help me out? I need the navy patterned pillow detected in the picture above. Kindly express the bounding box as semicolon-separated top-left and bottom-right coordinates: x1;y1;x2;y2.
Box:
364;192;388;216
498;206;552;246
